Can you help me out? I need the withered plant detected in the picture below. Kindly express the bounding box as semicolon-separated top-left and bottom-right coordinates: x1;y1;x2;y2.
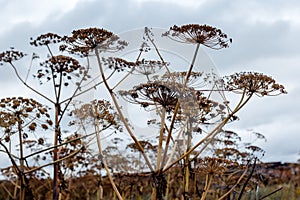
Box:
93;24;286;200
70;99;123;199
0;30;102;200
0;97;52;199
0;24;287;200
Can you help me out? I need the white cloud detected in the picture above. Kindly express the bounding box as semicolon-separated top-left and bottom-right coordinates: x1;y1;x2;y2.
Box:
0;0;80;33
131;0;206;8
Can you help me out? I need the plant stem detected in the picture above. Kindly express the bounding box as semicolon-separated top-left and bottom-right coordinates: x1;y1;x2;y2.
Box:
217;168;248;200
200;174;212;200
10;63;54;103
238;158;257;200
52;103;60;200
156;107;166;170
95;119;123;200
183;119;192;199
183;43;200;88
95;48;154;172
17;119;25;200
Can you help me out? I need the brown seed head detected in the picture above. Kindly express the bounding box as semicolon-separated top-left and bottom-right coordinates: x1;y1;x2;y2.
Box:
225;72;287;96
61;28;128;56
30;33;64;47
119;81;178;112
0;97;51;133
0;50;26;65
196;157;232;175
163;24;232;49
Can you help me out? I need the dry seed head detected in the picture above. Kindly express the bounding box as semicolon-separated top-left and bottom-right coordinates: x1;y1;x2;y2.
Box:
71;99;120;130
119;81;178;112
103;57;137;72
0;97;52;133
36;55;86;85
225;72;287;96
134;59;166;75
161;71;203;86
0;50;26;65
61;27;128;56
197;157;232;175
47;55;81;73
163;24;232;49
103;57;166;75
30;33;64;47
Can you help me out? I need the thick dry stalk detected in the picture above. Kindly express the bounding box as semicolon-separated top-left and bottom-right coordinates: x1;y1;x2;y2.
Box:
53;104;60;200
17;119;25;200
259;187;283;200
161;102;181;168
183;120;193;198
237;158;257;200
165;173;171;200
218;169;248;200
95;120;123;200
163;119;188;169
200;174;213;200
95;49;154;172
183;43;200;88
156;108;166;170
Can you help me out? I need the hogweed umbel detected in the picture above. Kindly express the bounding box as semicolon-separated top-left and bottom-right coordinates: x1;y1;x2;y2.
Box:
163;24;232;49
225;72;287;96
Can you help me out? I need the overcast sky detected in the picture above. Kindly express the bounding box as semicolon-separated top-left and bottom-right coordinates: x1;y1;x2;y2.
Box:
0;0;300;163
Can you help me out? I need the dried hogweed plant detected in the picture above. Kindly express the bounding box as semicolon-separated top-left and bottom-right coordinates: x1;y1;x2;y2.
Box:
94;24;284;200
193;157;244;200
0;23;288;200
70;99;124;199
0;28;110;200
35;55;85;87
163;24;232;48
225;72;287;96
103;57;165;75
119;81;179;112
60;27;128;56
0;49;26;64
0;97;52;200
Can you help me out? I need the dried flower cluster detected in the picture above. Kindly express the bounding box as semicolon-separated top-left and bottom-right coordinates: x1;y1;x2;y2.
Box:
0;97;52;142
35;55;86;86
196;157;233;175
120;75;226;128
214;147;247;162
103;57;165;75
44;55;81;73
71;100;120;130
179;91;226;123
103;57;137;72
134;59;165;75
0;50;26;65
60;28;128;56
163;24;232;49
119;81;178;112
213;130;266;163
225;72;287;96
161;71;203;86
30;33;64;47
